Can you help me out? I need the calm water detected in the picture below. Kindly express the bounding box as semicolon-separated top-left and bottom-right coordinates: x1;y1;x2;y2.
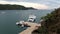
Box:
0;10;52;34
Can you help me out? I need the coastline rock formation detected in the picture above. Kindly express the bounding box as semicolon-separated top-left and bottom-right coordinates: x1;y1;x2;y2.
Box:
32;8;60;34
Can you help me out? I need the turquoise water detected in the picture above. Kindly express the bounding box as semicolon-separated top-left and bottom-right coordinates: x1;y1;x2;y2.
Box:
0;10;52;34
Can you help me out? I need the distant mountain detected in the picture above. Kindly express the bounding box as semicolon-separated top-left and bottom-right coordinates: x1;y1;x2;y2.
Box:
25;7;37;10
0;4;36;10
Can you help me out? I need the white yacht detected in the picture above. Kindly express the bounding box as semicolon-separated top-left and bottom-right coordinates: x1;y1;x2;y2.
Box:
28;15;36;22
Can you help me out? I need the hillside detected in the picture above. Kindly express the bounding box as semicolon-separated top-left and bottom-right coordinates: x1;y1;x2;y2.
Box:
0;4;35;10
32;8;60;34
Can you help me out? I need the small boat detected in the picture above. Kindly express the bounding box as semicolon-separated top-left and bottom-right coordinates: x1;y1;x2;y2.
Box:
28;15;36;22
16;21;24;27
16;21;30;27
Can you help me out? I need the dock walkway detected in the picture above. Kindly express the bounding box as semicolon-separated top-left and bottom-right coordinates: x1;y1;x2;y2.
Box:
19;22;41;34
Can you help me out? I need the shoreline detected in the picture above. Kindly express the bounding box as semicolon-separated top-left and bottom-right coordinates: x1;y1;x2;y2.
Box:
19;22;41;34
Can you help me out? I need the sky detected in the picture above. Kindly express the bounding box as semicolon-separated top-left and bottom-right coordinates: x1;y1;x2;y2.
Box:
0;0;60;9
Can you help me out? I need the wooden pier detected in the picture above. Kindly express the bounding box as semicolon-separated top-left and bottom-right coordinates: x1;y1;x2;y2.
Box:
19;22;41;34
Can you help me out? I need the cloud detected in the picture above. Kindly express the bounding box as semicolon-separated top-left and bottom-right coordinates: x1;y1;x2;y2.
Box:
0;1;49;9
38;0;60;9
18;2;49;9
0;0;60;9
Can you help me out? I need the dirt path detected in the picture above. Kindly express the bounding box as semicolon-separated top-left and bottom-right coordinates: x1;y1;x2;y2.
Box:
19;22;41;34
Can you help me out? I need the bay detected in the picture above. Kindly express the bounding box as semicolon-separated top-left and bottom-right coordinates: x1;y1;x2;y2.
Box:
0;10;52;34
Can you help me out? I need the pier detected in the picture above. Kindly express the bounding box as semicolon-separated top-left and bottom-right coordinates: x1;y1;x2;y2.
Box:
19;22;41;34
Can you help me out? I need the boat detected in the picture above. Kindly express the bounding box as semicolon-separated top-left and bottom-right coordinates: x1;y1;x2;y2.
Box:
16;21;24;27
28;15;36;22
16;21;30;27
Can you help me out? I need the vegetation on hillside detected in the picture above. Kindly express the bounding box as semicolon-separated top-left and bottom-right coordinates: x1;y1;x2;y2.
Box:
32;8;60;34
0;4;35;10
